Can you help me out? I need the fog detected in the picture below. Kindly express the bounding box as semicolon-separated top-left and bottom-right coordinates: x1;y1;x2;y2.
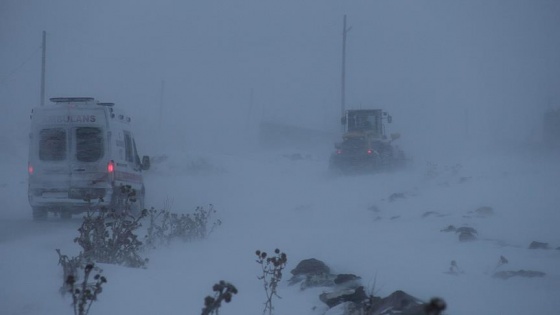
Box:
1;1;560;314
2;0;559;158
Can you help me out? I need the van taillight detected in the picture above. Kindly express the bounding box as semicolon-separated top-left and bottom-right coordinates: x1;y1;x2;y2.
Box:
107;160;115;182
28;163;34;175
107;160;115;173
367;149;373;155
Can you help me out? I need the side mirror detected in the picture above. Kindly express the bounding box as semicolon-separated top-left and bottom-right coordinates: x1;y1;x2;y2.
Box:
387;115;393;123
390;133;400;141
340;116;347;125
141;155;151;170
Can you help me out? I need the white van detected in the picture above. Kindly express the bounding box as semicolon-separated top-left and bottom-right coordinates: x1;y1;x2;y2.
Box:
28;97;150;220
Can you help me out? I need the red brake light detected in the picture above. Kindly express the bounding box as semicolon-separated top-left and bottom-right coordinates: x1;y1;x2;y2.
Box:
28;163;34;175
367;149;373;154
336;149;342;154
107;160;115;173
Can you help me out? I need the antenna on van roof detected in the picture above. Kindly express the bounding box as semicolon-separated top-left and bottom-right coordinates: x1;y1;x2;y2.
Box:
50;97;95;103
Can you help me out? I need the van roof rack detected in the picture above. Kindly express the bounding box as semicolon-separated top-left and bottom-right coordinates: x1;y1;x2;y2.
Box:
50;97;95;103
97;102;115;107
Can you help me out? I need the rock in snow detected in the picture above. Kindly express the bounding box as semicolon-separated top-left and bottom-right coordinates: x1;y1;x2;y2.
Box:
291;258;435;315
528;241;550;250
290;258;331;276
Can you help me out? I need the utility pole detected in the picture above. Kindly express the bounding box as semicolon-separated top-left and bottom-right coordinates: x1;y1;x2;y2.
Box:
465;108;469;137
40;30;46;106
247;87;254;123
340;15;352;119
158;80;165;131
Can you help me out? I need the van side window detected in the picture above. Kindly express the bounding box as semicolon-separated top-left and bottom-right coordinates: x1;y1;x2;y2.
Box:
39;128;66;161
76;127;104;162
124;131;133;163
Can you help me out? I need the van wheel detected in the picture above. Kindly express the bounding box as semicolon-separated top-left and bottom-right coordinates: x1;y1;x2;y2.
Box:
111;197;123;213
136;194;145;215
32;207;48;221
129;190;145;217
109;188;124;212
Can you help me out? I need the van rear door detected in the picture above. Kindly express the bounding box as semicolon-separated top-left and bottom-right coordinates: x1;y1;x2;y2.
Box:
33;127;71;199
68;124;109;202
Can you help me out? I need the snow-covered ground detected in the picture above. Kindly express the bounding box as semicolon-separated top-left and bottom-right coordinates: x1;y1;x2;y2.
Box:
1;140;559;315
2;1;559;314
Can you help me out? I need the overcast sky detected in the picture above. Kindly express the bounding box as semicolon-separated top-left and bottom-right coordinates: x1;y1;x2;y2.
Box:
1;0;559;156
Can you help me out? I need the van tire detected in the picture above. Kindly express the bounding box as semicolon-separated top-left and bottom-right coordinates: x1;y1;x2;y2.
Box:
133;194;145;217
135;186;146;215
32;207;48;220
110;190;124;213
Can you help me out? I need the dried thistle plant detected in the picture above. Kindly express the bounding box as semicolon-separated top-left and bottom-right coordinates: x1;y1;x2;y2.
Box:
201;280;238;315
255;248;288;315
66;263;107;315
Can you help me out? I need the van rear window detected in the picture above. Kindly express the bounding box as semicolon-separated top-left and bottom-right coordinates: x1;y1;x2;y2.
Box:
76;127;104;162
39;128;66;161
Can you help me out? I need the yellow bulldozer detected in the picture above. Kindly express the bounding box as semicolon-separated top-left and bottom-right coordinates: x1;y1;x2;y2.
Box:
329;109;405;173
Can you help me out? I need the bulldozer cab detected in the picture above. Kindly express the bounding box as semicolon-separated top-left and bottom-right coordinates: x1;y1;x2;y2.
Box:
341;109;389;139
331;108;404;173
